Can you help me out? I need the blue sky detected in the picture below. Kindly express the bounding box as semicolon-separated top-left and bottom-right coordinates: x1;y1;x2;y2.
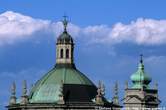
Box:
0;0;166;109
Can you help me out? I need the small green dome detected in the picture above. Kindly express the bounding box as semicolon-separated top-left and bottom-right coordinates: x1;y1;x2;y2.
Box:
131;64;152;81
29;66;96;103
130;56;152;89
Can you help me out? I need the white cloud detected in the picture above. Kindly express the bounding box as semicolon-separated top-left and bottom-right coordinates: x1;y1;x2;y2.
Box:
83;18;166;45
110;18;166;45
0;11;51;45
0;11;80;45
1;11;166;46
82;25;111;44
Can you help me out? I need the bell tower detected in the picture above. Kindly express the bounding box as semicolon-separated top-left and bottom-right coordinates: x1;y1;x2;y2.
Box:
56;16;74;66
123;55;161;109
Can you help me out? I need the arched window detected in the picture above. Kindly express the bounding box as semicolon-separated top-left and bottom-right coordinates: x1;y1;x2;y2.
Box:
66;49;69;58
60;49;63;58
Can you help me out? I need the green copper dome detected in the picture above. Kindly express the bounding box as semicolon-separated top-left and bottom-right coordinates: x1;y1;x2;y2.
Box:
29;66;96;103
29;18;97;104
130;55;152;89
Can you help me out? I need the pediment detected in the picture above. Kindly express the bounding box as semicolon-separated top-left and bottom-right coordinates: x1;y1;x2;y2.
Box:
123;95;142;104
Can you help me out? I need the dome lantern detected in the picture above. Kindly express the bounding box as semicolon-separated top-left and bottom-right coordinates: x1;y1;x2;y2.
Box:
56;16;74;65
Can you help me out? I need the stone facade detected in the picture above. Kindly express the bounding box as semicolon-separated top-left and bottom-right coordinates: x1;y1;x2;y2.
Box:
123;88;160;109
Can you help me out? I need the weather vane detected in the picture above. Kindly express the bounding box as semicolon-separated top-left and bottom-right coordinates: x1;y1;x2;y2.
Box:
62;14;68;31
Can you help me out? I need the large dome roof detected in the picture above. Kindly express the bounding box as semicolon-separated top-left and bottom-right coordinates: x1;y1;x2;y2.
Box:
29;66;97;103
29;18;97;104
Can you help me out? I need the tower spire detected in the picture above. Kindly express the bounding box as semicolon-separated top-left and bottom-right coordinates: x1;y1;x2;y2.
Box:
139;54;144;70
62;15;68;32
101;82;105;96
22;80;27;96
20;80;28;104
140;54;143;63
9;81;16;105
139;54;144;89
112;81;119;104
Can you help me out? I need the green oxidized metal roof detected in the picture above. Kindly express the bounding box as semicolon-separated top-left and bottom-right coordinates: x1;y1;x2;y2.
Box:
29;66;95;103
29;18;97;103
130;56;152;89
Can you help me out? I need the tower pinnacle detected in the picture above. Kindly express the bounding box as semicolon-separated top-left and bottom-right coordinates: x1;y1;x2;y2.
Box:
9;82;16;105
140;54;143;63
20;80;28;104
112;81;119;104
62;15;68;32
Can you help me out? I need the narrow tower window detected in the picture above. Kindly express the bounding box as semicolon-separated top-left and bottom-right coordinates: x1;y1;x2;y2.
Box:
60;49;63;58
66;49;69;58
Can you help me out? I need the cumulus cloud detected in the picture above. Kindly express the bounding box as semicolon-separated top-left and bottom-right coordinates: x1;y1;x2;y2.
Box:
1;11;166;46
83;18;166;45
110;18;166;45
0;11;80;45
0;11;51;45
